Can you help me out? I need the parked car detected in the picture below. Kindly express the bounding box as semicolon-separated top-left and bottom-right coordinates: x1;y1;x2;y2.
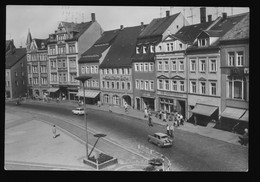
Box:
72;107;85;115
148;132;173;147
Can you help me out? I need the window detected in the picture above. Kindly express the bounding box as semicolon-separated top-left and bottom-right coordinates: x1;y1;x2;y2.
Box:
122;69;124;75
33;77;38;84
91;66;94;73
127;82;131;90
109;69;113;74
180;81;185;92
81;66;85;74
69;58;76;68
102;81;105;88
86;66;89;74
191;81;196;93
135;80;139;89
91;80;95;87
51;59;57;69
171;60;177;71
15;80;19;86
49;46;56;55
164;61;169;71
227;78;246;100
170;43;174;51
111;81;115;89
119;69;122;74
145;80;149;90
143;46;147;53
121;82;125;90
104;69;107;75
104;94;109;104
135;63;139;71
41;77;47;85
199;59;206;72
210;82;217;95
190;59;196;72
22;80;25;85
86;80;90;87
144;63;148;71
165;80;170;90
51;73;57;82
20;62;24;67
113;69;117;75
149;63;154;71
150;45;155;53
200;82;206;94
140;63;143;71
179;43;183;49
179;60;184;71
70;73;77;82
68;44;76;53
140;80;144;90
150;81;154;90
63;73;67;82
136;47;140;54
124;68;128;75
40;65;47;73
113;95;120;105
158;61;162;71
167;43;170;51
209;59;217;72
228;52;235;66
94;66;98;73
237;51;244;66
198;38;208;47
29;78;32;85
158;79;163;90
100;69;103;75
32;66;38;73
15;72;18;77
106;81;110;89
62;60;66;67
116;81;120;89
172;81;177;91
59;73;62;82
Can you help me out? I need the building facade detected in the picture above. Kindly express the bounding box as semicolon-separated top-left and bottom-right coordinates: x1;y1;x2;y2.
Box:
78;29;120;104
5;43;27;99
219;13;249;134
132;11;189;112
46;13;103;101
26;30;49;100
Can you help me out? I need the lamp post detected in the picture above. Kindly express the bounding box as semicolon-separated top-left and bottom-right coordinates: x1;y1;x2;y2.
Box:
88;133;107;158
75;76;92;162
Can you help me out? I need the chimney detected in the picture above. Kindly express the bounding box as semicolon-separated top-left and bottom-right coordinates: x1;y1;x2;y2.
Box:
166;10;170;17
120;25;124;30
208;15;212;22
200;7;206;23
91;13;96;22
141;22;144;30
222;12;227;20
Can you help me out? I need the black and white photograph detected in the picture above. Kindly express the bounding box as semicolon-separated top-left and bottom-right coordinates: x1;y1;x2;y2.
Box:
5;5;249;171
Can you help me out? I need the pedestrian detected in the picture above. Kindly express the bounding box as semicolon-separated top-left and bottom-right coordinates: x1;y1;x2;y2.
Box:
159;110;162;119
169;123;174;138
179;114;184;125
144;108;148;118
52;125;57;138
163;112;167;122
109;104;112;112
176;114;180;126
238;128;248;146
148;114;153;127
166;124;170;136
56;97;59;103
124;102;128;113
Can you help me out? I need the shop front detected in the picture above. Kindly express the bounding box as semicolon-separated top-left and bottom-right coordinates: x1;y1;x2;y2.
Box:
77;89;100;105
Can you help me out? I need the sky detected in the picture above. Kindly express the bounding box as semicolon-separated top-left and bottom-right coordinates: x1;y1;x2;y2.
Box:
6;5;249;48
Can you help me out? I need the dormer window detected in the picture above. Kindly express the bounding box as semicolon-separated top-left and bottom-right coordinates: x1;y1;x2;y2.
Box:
143;46;147;54
179;43;183;49
150;45;154;53
41;42;45;49
198;38;208;47
136;46;140;54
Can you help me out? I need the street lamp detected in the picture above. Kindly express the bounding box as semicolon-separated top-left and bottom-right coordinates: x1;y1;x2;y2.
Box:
88;133;107;158
75;76;92;163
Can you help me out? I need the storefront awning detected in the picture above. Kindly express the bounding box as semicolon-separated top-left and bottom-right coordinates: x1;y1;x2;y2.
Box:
220;107;246;120
191;104;218;117
47;88;59;93
239;110;249;122
77;90;100;98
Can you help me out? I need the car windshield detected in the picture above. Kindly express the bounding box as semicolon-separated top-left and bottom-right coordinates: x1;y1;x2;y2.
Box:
160;136;168;140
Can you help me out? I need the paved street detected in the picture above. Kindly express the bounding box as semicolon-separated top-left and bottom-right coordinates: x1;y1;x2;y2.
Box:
5;100;248;171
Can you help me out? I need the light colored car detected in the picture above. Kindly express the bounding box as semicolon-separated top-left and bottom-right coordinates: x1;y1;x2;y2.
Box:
72;107;85;115
148;132;173;147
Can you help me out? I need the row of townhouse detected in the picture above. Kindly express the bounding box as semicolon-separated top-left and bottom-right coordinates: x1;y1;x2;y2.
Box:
22;9;249;134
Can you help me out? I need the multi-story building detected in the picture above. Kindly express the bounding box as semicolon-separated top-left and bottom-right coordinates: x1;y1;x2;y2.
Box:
26;30;49;99
219;13;249;134
155;10;216;119
186;12;248;126
5;41;27;99
77;29;120;104
131;11;188;111
99;25;144;107
46;13;103;101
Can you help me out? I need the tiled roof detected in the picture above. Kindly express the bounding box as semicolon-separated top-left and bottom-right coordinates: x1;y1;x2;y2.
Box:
6;40;15;52
138;12;180;38
220;13;249;41
99;25;143;68
64;21;93;41
174;21;213;44
5;48;26;69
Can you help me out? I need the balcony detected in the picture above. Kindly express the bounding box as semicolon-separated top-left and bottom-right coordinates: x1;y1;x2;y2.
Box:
58;67;67;72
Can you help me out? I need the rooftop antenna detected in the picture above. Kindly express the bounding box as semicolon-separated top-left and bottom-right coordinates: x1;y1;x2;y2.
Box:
187;7;195;25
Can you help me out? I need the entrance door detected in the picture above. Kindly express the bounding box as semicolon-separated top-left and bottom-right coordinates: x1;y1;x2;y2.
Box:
136;98;140;110
178;100;186;119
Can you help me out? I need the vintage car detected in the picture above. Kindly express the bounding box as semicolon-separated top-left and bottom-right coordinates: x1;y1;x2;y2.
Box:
148;132;173;147
72;107;85;115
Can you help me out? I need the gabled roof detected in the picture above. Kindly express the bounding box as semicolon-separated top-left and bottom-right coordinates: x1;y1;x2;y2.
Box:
174;21;214;44
65;21;93;41
34;38;48;50
138;12;181;38
99;25;144;68
220;13;249;41
5;48;26;69
6;40;15;52
79;29;120;63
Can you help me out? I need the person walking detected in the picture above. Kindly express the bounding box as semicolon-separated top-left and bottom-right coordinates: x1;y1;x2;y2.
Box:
109;104;112;112
52;125;57;138
124;102;128;113
179;114;184;125
148;114;153;127
166;124;170;136
169;123;174;138
238;128;248;146
163;112;167;122
144;108;148;118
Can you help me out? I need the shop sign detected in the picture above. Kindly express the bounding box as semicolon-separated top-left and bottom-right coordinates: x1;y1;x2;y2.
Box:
157;90;187;98
103;76;130;81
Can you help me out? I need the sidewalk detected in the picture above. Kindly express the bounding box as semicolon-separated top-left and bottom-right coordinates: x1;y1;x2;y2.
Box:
9;98;245;146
